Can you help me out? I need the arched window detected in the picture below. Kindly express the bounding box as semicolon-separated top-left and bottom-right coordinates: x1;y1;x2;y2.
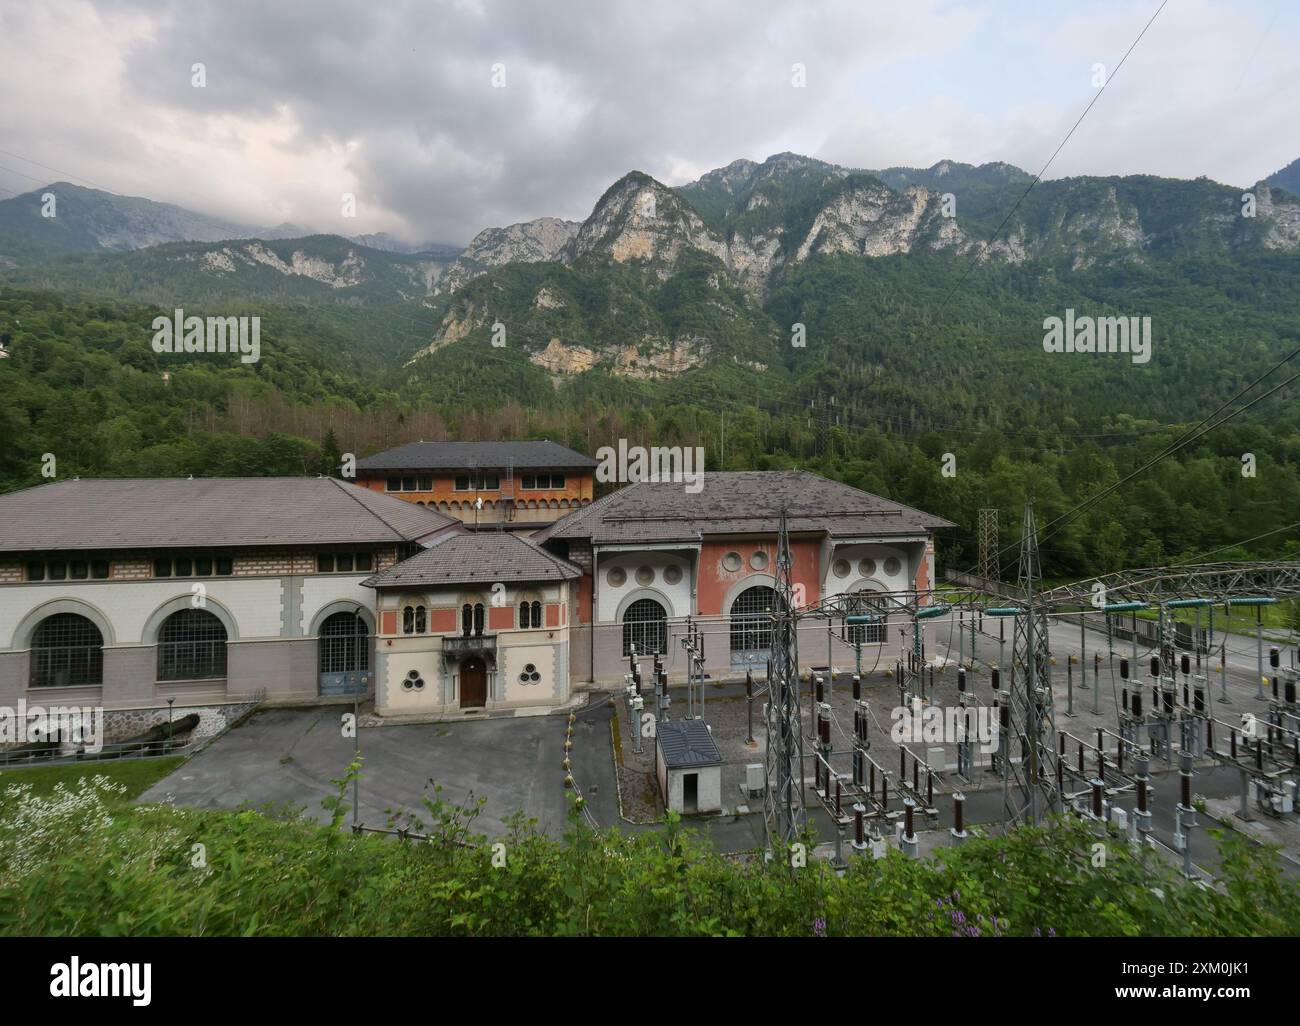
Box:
30;612;103;688
319;612;369;673
462;603;472;636
518;600;542;629
623;598;667;657
730;585;783;655
403;606;415;635
843;589;888;646
415;605;427;634
157;608;227;681
474;602;485;635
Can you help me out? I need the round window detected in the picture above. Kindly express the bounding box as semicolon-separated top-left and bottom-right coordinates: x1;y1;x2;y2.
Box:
833;558;851;578
749;551;769;571
722;552;742;572
884;557;901;576
635;566;655;586
663;565;682;585
413;677;425;691
607;567;627;587
407;669;420;679
859;558;876;578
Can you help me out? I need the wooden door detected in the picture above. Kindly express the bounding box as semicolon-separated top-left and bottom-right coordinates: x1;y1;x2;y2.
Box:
460;657;487;708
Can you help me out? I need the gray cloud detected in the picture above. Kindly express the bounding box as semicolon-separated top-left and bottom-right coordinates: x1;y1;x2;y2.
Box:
0;0;1295;244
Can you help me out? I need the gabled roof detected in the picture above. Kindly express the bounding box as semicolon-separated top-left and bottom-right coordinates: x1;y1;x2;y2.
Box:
356;439;597;472
0;478;458;552
657;720;723;768
363;530;582;589
533;470;954;545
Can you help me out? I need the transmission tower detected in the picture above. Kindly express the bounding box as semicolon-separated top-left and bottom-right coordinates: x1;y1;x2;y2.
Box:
1006;502;1060;824
763;508;805;853
978;508;999;582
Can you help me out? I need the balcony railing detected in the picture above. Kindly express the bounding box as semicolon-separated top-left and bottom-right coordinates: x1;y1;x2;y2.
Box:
443;634;497;657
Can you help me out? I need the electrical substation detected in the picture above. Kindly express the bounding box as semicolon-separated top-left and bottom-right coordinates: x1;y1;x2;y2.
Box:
617;502;1300;879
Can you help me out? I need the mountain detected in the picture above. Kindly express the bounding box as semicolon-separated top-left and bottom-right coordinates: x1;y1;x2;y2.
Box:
0;183;313;266
0;234;451;305
1266;157;1300;199
424;153;1300;307
349;232;463;258
436;216;581;293
408;152;1300;377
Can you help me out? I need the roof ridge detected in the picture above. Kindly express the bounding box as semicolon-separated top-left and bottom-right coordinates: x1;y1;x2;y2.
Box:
513;530;584;577
327;477;441;541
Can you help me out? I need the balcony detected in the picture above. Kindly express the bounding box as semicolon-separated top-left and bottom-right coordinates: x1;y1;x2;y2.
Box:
443;634;497;658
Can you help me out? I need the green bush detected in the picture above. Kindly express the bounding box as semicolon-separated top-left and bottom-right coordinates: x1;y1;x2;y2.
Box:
1;765;1295;937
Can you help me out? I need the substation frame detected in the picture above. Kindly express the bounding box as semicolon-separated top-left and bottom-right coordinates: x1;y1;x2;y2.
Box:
754;536;1300;863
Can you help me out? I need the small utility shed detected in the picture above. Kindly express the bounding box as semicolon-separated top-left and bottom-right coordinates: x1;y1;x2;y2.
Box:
656;720;723;814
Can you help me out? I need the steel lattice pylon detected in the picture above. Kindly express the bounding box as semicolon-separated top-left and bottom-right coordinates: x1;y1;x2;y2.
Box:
763;508;805;853
1006;502;1061;825
978;508;1000;583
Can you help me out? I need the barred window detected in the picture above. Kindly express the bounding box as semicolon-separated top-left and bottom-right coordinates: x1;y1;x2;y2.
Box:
843;591;888;646
157;608;227;681
415;605;427;633
730;585;783;654
30;613;103;688
623;598;666;657
319;612;369;673
403;605;415;634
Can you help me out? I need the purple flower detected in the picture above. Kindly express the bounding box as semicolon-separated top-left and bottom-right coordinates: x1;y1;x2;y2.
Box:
812;916;826;937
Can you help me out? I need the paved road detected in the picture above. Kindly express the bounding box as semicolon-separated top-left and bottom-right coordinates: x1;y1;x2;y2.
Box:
141;703;622;839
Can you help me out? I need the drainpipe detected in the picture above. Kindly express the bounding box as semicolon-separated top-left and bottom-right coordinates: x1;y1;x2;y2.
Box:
591;544;598;688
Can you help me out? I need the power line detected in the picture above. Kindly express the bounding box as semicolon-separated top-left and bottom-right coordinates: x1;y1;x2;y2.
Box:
933;0;1170;316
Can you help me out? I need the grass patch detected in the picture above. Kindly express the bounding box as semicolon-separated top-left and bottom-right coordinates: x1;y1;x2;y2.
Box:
0;755;184;802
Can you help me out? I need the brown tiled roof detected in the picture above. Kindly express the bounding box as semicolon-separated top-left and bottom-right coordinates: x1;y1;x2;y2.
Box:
364;531;582;588
356;439;597;472
0;478;458;552
533;470;954;545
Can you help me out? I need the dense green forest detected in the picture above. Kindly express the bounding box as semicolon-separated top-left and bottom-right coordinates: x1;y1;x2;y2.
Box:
2;258;1297;583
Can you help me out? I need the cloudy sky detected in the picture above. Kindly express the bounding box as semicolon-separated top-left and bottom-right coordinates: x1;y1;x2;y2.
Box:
0;0;1296;245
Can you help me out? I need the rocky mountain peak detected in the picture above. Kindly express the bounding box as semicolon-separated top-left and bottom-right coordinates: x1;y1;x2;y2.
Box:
563;172;726;272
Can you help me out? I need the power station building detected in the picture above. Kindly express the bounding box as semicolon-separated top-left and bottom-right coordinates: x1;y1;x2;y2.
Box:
0;466;951;724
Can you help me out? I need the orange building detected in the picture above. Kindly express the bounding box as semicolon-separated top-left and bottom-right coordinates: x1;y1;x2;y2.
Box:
354;440;597;533
531;470;954;685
